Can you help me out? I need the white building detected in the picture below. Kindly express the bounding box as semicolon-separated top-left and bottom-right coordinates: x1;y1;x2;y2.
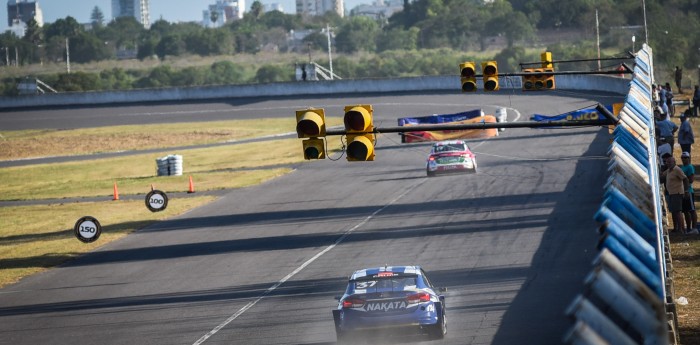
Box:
112;0;150;28
202;0;244;28
264;3;284;13
296;0;344;18
6;0;43;27
349;0;403;20
8;17;26;37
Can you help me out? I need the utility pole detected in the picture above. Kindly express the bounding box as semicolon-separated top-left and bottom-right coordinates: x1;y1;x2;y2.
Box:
326;23;333;80
642;0;648;43
596;9;601;71
14;46;18;66
65;38;71;73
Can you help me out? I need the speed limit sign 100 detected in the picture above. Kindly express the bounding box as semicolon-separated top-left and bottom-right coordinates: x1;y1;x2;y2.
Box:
146;190;168;212
74;216;102;243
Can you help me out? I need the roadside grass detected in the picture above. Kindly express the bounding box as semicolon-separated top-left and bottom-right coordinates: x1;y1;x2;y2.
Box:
0;197;216;287
0;120;344;288
0;117;343;161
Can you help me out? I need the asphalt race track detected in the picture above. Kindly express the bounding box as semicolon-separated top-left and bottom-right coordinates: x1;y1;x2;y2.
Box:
0;89;625;345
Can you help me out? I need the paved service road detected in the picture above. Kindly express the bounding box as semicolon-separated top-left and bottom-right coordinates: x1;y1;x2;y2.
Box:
0;90;624;344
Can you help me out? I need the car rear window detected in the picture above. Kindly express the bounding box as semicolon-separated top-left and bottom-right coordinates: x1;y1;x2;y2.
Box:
351;276;418;293
434;143;466;152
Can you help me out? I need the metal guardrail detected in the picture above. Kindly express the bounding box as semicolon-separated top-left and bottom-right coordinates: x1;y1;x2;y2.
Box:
563;43;676;345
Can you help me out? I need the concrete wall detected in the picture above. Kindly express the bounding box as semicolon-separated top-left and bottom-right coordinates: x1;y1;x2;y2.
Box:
0;74;631;109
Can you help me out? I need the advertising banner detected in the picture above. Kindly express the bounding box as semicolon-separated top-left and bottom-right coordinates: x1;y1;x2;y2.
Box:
398;110;498;143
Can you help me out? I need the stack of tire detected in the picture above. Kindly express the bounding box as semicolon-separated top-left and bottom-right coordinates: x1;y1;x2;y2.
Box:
156;154;183;176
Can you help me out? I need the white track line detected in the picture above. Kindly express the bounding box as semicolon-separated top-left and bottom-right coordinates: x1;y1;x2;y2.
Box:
192;180;425;345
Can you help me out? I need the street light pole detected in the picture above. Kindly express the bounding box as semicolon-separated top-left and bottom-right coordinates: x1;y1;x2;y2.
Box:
65;38;70;73
642;0;649;43
326;23;333;80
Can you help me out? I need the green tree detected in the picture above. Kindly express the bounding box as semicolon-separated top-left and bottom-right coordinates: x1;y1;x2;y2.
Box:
70;32;111;63
208;61;246;84
335;17;380;53
91;6;105;28
156;35;185;59
44;17;82;39
249;1;264;20
254;64;292;83
376;27;419;52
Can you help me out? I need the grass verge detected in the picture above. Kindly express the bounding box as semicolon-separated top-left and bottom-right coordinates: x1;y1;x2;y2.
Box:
0;119;344;288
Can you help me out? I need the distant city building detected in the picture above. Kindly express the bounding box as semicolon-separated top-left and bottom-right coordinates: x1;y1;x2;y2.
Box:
296;0;344;18
202;0;244;28
8;18;26;36
6;0;43;27
349;0;403;20
264;3;284;13
112;0;150;28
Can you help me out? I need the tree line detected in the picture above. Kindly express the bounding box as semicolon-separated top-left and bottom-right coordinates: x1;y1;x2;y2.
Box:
0;0;697;95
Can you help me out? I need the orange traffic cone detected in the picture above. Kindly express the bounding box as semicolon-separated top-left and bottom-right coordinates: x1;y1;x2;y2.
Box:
187;176;195;193
113;182;120;201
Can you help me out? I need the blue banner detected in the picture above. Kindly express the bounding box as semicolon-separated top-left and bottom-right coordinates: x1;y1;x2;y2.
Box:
398;109;482;126
531;105;613;122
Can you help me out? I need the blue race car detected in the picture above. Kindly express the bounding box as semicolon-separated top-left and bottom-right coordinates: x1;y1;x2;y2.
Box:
332;266;447;342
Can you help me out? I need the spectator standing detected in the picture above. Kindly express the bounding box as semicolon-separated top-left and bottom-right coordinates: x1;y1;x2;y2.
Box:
675;66;683;93
652;84;660;106
680;152;699;234
656;107;678;147
678;112;695;154
662;156;690;233
665;83;675;116
658;138;673;164
693;85;700;117
659;84;670;115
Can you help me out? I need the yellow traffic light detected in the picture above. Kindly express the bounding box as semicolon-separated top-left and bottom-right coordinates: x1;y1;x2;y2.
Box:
481;61;499;91
295;108;326;138
460;62;477;92
302;138;325;160
542;67;556;89
522;68;537;91
344;104;375;161
541;51;553;68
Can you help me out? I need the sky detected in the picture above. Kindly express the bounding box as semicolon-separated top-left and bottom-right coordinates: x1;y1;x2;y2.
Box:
2;0;366;32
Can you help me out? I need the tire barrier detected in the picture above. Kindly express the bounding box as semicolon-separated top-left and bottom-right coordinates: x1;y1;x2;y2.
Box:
156;154;183;176
563;44;676;345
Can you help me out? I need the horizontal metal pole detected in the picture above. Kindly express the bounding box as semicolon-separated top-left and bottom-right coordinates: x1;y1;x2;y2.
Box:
520;54;635;66
325;119;615;136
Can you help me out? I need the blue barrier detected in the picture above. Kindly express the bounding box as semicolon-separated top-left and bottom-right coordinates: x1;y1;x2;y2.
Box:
595;206;657;271
565;44;671;345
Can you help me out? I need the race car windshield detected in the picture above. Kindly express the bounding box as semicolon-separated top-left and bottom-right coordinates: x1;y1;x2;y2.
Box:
351;277;418;293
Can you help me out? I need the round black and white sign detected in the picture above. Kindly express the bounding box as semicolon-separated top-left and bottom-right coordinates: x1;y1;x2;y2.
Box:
145;190;168;212
74;216;102;243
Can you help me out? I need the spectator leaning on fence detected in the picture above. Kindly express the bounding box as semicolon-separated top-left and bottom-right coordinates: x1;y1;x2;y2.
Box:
655;107;678;147
662;156;690;233
678;112;695;154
